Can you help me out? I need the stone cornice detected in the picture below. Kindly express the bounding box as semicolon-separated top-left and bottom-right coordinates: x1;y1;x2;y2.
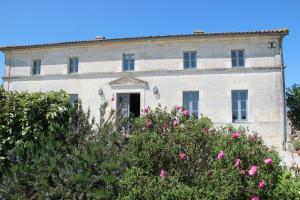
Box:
2;67;282;82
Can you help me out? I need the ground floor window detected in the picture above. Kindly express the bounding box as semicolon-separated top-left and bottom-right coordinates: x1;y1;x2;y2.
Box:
183;91;199;118
232;90;248;122
69;94;79;106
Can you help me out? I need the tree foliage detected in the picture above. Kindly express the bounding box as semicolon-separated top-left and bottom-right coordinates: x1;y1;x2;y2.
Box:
287;84;300;130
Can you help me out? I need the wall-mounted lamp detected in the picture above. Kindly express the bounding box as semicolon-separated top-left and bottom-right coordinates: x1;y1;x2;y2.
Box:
98;88;104;96
153;86;159;95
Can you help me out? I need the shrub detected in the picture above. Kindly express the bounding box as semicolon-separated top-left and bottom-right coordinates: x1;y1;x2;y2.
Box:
287;84;300;130
119;105;284;199
0;89;73;174
294;140;300;151
0;101;126;199
1;91;300;199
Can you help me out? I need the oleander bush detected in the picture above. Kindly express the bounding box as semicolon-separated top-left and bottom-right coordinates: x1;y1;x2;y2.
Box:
119;106;287;200
1;89;300;199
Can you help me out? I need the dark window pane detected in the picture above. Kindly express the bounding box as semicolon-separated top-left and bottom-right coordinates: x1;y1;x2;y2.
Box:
184;52;189;60
233;111;238;121
231;51;237;58
241;111;247;120
232;58;237;67
184;61;190;68
233;101;238;110
69;94;79;105
238;51;244;58
241;100;247;110
238;58;244;66
240;91;248;100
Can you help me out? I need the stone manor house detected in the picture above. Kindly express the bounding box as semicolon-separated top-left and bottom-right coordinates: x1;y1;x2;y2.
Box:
0;28;289;149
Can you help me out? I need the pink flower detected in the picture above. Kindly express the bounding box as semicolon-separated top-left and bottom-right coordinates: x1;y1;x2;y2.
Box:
182;109;189;116
179;152;187;161
173;120;180;127
162;123;168;129
217;151;224;160
146;121;153;128
258;180;266;189
175;105;181;110
248;165;258;176
234;159;241;168
264;158;273;164
251;196;259;200
144;107;149;113
160;169;167;178
231;131;240;139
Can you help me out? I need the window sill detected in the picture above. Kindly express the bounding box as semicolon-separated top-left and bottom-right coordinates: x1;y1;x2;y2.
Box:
232;120;248;123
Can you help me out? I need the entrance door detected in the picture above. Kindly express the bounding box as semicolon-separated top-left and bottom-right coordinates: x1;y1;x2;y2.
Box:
117;93;140;118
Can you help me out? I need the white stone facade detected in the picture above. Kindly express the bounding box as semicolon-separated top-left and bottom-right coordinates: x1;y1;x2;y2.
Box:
0;29;288;149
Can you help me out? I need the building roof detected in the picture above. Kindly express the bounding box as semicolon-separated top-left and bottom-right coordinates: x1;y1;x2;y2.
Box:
0;28;289;51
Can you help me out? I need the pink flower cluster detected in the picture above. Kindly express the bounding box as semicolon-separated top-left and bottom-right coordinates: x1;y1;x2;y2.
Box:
231;131;240;139
160;169;167;178
179;152;187;161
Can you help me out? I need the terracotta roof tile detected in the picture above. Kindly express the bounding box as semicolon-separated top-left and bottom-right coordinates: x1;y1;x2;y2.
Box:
0;28;289;51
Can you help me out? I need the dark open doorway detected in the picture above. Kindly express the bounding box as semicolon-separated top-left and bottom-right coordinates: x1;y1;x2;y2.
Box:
117;93;140;118
129;93;140;117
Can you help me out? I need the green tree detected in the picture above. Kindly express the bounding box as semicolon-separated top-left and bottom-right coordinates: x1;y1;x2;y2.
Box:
287;84;300;130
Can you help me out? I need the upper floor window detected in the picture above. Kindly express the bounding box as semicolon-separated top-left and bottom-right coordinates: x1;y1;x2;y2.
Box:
183;91;199;118
232;90;248;122
123;54;135;71
231;50;244;67
183;51;197;69
69;57;78;74
32;59;41;75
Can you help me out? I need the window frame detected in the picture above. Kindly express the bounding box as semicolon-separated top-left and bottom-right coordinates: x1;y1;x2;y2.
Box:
182;91;199;118
231;90;248;122
231;49;245;67
69;94;79;106
122;54;135;71
31;59;41;75
68;57;79;74
183;51;197;69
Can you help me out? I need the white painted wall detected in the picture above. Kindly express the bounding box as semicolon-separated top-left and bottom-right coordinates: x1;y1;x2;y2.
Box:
2;34;285;148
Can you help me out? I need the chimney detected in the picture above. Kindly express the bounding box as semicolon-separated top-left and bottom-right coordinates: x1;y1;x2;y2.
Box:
193;30;204;35
95;36;105;40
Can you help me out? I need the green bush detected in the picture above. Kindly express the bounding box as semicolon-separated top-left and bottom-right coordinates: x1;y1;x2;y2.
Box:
0;88;73;173
287;84;300;130
294;140;300;151
0;99;126;199
119;105;285;199
1;90;300;199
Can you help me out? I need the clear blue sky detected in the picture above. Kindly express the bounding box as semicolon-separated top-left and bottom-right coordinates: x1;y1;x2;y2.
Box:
0;0;299;87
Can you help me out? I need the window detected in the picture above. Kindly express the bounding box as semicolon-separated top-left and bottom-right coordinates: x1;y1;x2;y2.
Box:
183;51;197;69
32;60;41;75
232;90;248;121
123;54;135;71
69;57;79;73
231;50;244;67
69;94;79;106
183;91;199;118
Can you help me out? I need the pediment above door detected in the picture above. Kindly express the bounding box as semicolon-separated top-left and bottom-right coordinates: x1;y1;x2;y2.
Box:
109;76;149;89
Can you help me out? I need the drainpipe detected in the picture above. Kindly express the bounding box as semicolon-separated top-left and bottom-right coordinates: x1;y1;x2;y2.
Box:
279;36;287;151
